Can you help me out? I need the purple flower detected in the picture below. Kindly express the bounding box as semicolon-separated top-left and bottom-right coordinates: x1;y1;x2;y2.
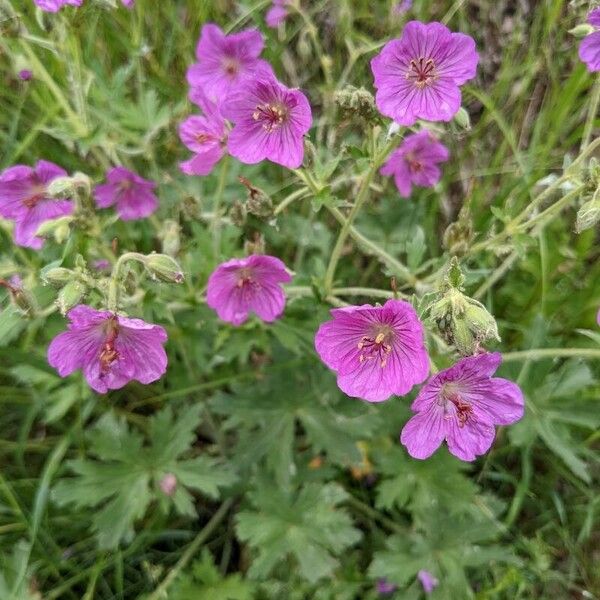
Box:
94;167;158;221
0;160;73;249
92;259;111;272
48;305;168;394
579;9;600;72
221;75;312;169
206;254;291;326
393;0;412;15
381;131;449;197
187;24;274;101
371;21;478;125
400;352;524;462
417;570;438;594
179;89;229;176
266;0;291;28
33;0;82;11
121;0;134;7
18;69;33;81
376;578;398;595
315;299;430;403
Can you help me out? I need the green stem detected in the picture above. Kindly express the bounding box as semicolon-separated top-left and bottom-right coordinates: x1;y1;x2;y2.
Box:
212;157;229;258
581;74;600;152
332;287;401;300
107;252;146;312
274;188;310;215
502;348;600;362
146;498;235;600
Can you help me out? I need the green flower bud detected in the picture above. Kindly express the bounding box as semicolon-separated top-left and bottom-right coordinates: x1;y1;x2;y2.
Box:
569;23;595;38
35;215;73;243
244;234;265;256
575;192;600;233
43;267;75;287
144;253;184;284
47;176;76;198
334;86;380;122
57;280;87;315
453;106;471;131
239;177;274;219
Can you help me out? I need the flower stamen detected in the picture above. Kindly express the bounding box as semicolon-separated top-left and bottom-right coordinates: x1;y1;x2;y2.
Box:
406;57;437;89
357;330;393;368
253;103;287;133
99;316;120;374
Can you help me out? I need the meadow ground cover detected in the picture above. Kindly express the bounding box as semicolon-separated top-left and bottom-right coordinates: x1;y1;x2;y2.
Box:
0;0;599;598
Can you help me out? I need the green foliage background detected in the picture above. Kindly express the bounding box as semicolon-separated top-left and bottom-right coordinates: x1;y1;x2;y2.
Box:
0;0;599;598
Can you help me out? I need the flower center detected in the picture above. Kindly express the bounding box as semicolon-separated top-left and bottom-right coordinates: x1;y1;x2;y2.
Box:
440;383;474;427
253;103;287;133
405;152;423;173
406;57;437;89
195;132;215;144
236;267;258;289
357;325;394;368
222;57;240;77
99;316;120;374
23;184;47;208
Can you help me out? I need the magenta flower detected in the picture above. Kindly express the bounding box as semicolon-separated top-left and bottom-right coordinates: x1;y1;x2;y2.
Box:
187;24;274;101
33;0;82;11
206;255;291;326
315;299;430;403
381;131;449;197
179;89;229;176
266;0;291;28
371;21;478;125
400;352;524;462
18;69;33;81
48;305;168;394
0;160;73;249
376;578;398;596
417;570;438;594
579;9;600;72
221;75;312;169
94;167;158;221
121;0;134;7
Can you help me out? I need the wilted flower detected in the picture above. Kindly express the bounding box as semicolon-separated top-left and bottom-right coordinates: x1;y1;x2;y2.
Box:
380;131;449;197
206;254;291;326
400;353;524;462
371;21;478;125
187;24;274;101
94;167;158;221
179;89;228;176
0;160;73;249
417;570;438;594
48;305;168;394
18;69;33;81
315;299;430;403
33;0;82;11
579;9;600;72
222;74;312;169
376;578;397;595
266;0;291;28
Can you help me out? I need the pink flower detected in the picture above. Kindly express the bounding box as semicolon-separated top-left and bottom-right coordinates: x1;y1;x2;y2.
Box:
94;167;158;221
48;305;168;394
393;0;412;15
0;160;73;249
417;570;438;594
121;0;134;7
179;89;229;176
401;353;524;462
206;255;291;326
380;131;449;197
371;21;478;125
266;0;291;28
18;69;33;81
315;299;430;403
33;0;82;11
579;9;600;72
376;578;397;595
187;24;274;101
221;75;312;169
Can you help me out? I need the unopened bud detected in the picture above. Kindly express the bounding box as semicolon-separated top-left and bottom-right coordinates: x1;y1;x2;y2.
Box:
334;86;380;122
57;280;87;315
159;473;177;496
43;267;74;287
569;23;595;38
575;193;600;233
239;177;274;219
244;234;265;256
453;107;471;131
144;253;184;284
443;206;474;256
159;220;181;257
229;200;247;227
47;177;75;198
35;216;73;243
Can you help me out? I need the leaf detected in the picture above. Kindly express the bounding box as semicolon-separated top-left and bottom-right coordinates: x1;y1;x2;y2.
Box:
0;307;26;347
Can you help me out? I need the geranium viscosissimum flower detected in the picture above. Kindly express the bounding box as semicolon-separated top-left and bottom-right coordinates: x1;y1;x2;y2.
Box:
579;9;600;72
371;21;478;125
94;167;158;221
418;570;439;594
33;0;82;11
393;0;412;15
179;88;229;176
221;75;312;169
401;352;524;462
380;130;449;197
266;0;291;28
206;255;291;326
48;305;168;394
376;578;397;596
0;160;73;249
315;299;430;403
187;24;274;101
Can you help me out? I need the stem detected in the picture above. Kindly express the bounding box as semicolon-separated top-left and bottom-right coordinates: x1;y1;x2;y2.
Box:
332;287;402;300
146;498;235;600
212;157;229;258
581;74;600;152
107;252;146;312
274;188;310;215
502;348;600;362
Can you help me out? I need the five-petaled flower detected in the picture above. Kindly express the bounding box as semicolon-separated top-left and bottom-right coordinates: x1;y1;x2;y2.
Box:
381;130;449;197
33;0;82;11
48;305;168;394
401;352;524;462
207;254;292;326
179;88;229;176
0;160;73;249
315;299;430;403
371;21;478;125
221;75;312;169
266;0;291;28
579;9;600;72
187;23;274;101
94;167;158;221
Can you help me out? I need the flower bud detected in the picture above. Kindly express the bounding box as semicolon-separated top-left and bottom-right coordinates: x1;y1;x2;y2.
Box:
569;23;595;38
239;177;274;219
43;267;75;287
575;192;600;233
159;473;177;496
334;85;380;122
229;200;247;227
453;106;471;131
35;216;73;243
57;280;87;315
443;204;473;256
144;253;184;284
159;220;181;257
47;176;76;198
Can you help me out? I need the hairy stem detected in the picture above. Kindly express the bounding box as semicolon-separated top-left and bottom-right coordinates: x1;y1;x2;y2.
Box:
107;252;146;312
502;348;600;362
